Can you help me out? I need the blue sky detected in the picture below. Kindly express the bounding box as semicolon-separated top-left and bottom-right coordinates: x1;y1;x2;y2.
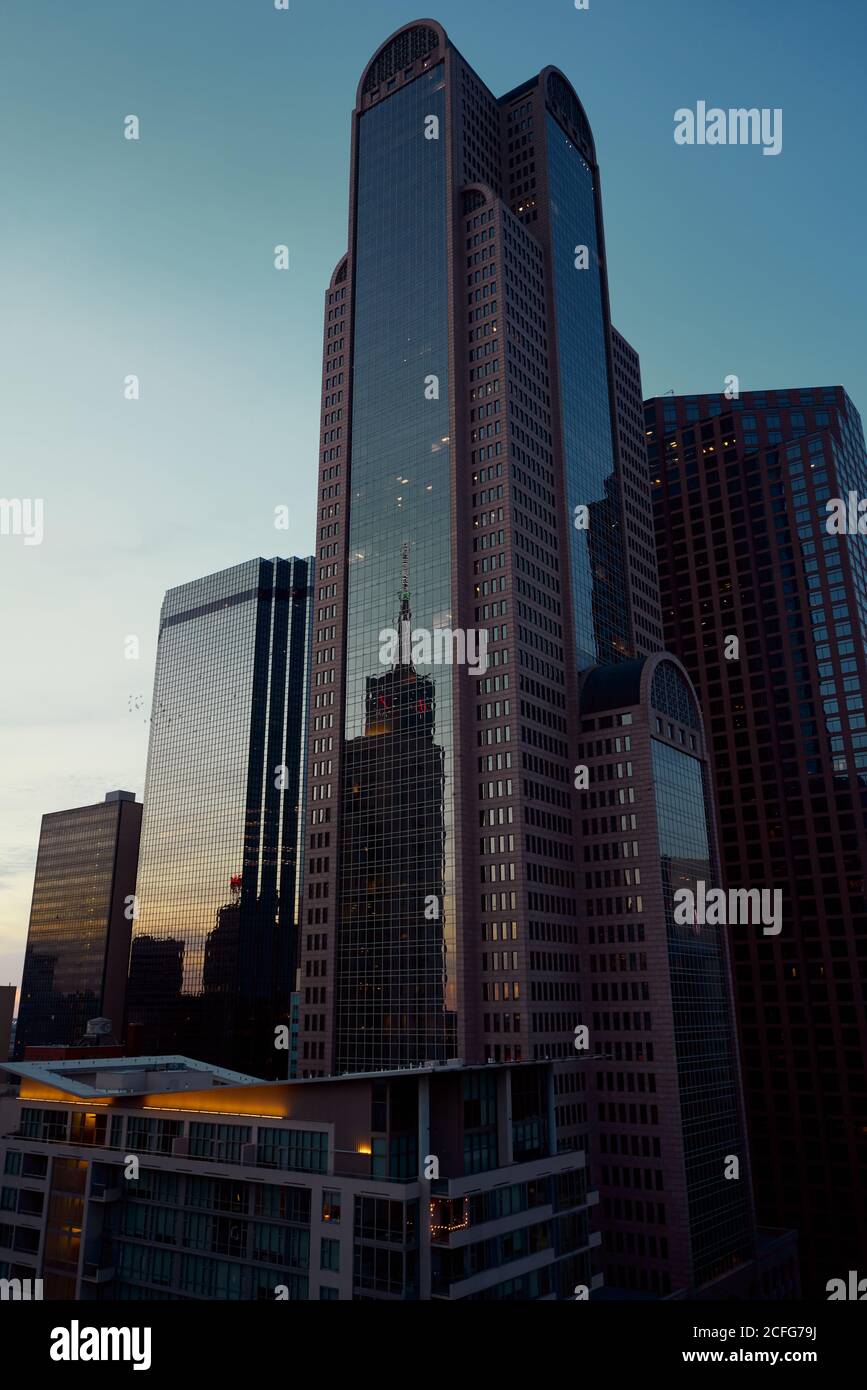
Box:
1;0;865;990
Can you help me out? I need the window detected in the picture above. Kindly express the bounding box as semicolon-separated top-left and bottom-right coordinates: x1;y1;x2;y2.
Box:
20;1107;67;1142
188;1123;250;1164
320;1238;340;1272
322;1190;341;1225
256;1128;328;1174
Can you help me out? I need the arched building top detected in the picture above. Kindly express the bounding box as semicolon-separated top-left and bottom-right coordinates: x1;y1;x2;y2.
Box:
460;183;496;215
580;652;703;732
357;20;448;107
649;658;700;730
542;67;596;163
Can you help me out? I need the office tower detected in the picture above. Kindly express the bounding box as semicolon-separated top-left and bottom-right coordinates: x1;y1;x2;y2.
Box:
126;557;313;1080
299;19;660;1081
575;654;773;1297
13;792;142;1059
294;20;778;1299
0;1054;597;1302
645;385;867;1293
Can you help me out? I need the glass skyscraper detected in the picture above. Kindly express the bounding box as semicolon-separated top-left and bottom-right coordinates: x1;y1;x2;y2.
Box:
294;20;778;1297
14;791;142;1057
126;557;313;1079
300;20;653;1081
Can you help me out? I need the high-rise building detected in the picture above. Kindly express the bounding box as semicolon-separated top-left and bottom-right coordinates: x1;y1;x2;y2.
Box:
575;654;765;1296
645;385;867;1293
126;557;313;1080
0;986;16;1061
14;792;142;1058
294;20;779;1298
299;18;661;1082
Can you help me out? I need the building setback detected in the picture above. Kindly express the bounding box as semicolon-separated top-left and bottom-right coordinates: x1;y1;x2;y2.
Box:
125;558;313;1080
0;1055;598;1301
291;18;789;1300
611;329;665;659
14;792;142;1058
298;19;663;1088
577;652;763;1296
645;384;867;1293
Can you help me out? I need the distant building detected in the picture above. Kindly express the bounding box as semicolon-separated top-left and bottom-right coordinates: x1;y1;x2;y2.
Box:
0;1055;598;1301
0;987;14;1062
14;792;142;1058
126;558;313;1080
646;384;867;1293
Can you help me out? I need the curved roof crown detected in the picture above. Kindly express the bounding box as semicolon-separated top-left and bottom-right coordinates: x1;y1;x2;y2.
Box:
543;68;596;161
580;654;702;732
580;658;647;716
358;20;447;104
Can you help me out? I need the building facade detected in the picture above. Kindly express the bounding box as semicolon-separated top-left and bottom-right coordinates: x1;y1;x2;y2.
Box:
298;20;661;1085
0;1056;598;1301
0;987;15;1063
125;558;313;1080
289;19;779;1299
576;652;759;1296
14;793;142;1059
645;385;867;1293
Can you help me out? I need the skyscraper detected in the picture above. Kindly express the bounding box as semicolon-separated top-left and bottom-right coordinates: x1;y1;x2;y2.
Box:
646;385;867;1292
14;791;142;1057
299;19;656;1081
126;557;313;1079
575;655;762;1296
294;20;777;1298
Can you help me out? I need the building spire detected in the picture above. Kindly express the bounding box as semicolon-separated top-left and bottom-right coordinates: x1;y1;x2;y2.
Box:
397;540;413;668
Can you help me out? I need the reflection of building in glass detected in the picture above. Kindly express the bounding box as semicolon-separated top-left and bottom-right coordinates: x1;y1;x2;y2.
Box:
647;385;867;1294
202;877;243;994
126;558;313;1079
337;560;451;1070
14;792;142;1058
127;935;184;1007
300;20;659;1082
293;21;792;1302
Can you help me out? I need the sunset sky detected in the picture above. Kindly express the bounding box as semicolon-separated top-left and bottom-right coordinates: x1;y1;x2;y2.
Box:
1;0;865;992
